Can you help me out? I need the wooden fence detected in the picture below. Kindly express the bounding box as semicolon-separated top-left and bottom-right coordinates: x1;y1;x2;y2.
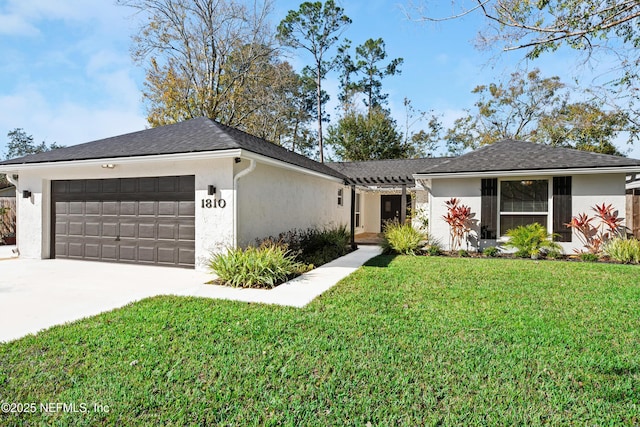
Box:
627;192;640;238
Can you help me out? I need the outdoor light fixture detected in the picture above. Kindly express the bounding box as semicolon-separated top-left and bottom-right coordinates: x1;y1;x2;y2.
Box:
22;190;31;198
101;164;115;169
234;157;241;163
208;185;216;195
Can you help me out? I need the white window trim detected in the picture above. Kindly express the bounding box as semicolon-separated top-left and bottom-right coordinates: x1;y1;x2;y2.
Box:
337;188;344;207
496;177;553;240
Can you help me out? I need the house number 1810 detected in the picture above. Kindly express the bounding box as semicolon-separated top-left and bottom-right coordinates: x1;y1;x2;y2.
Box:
201;199;227;209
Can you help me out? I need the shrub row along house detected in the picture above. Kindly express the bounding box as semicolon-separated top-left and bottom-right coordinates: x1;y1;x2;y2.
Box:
1;117;640;269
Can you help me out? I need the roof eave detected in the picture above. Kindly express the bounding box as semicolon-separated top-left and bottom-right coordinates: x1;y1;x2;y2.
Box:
0;149;243;173
241;151;346;183
414;166;640;180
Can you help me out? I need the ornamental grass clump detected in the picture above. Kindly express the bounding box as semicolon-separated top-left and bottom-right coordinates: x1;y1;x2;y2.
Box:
603;237;640;264
504;223;560;258
381;221;426;255
209;243;309;289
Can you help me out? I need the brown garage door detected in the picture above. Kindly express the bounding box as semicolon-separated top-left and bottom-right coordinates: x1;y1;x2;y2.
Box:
52;176;195;268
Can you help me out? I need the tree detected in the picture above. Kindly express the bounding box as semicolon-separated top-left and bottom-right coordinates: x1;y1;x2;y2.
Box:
119;0;278;127
326;107;409;160
406;0;640;68
406;0;640;142
5;128;63;159
402;97;443;157
277;1;352;163
444;69;629;155
353;38;403;114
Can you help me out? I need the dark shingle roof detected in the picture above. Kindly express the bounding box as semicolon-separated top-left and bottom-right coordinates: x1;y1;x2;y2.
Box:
327;157;447;185
0;117;346;180
418;139;640;175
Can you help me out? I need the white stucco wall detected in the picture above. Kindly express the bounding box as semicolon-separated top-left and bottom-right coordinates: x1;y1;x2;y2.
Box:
427;173;628;253
12;157;235;270
411;189;429;232
236;161;350;246
429;178;482;251
361;191;380;233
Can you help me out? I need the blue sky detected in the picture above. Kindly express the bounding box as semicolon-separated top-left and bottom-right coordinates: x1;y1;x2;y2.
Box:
1;0;638;159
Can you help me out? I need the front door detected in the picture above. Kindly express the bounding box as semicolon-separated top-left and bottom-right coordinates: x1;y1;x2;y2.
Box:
380;194;411;230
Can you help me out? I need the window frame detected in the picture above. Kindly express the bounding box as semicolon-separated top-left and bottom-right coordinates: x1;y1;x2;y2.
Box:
497;178;552;237
337;188;343;207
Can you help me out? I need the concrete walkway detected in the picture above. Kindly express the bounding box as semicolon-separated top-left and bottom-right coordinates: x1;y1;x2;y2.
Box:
0;246;381;343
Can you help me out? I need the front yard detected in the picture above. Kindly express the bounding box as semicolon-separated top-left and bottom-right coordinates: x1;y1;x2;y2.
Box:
1;256;639;425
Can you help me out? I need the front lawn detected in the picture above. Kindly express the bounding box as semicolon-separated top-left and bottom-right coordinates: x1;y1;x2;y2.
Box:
1;257;639;425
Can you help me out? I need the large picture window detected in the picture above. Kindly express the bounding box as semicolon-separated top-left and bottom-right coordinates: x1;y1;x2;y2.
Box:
499;180;548;235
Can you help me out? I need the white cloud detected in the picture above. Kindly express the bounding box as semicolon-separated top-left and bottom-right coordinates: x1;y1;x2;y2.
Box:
0;13;39;36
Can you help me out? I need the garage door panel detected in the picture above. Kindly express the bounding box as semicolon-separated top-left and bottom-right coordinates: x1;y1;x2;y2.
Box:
120;201;136;216
55;221;68;235
69;181;84;193
85;244;100;258
139;223;155;239
85;201;101;215
102;223;118;237
85;222;100;236
119;223;137;238
102;201;117;215
158;202;176;216
102;245;117;261
179;249;195;265
68;243;84;257
52;176;195;268
68;221;84;236
138;246;155;262
157;224;176;240
179;175;195;192
69;202;83;214
179;201;195;216
179;224;195;240
55;201;68;215
138;201;156;216
85;180;101;193
157;247;177;264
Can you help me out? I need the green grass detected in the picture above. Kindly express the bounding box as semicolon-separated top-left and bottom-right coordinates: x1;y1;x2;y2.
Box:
1;257;640;425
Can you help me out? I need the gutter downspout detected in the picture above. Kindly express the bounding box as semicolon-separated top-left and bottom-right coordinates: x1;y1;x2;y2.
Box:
232;158;256;248
6;173;18;188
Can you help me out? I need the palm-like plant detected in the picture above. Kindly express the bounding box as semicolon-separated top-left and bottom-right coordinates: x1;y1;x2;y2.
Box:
504;223;560;258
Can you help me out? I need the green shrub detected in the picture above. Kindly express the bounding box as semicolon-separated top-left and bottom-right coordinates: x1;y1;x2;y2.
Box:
381;221;426;255
579;252;599;262
546;249;563;260
457;249;470;257
425;244;442;256
504;223;560;258
482;246;500;257
603;237;640;264
209;244;309;289
257;224;351;267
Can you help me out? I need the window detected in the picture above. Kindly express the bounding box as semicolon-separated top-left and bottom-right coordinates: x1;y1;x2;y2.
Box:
337;188;343;206
499;180;548;235
355;193;361;228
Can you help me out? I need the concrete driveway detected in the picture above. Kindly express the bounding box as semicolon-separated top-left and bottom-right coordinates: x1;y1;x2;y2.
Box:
0;258;211;343
0;246;382;343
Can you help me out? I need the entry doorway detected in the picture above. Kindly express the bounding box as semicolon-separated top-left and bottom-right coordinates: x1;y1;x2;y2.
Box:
380;194;412;230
